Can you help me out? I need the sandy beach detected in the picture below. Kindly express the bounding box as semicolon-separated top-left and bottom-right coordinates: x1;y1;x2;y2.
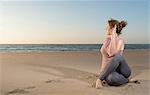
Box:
0;50;150;95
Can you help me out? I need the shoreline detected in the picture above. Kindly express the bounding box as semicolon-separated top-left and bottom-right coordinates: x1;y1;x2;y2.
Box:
0;48;149;53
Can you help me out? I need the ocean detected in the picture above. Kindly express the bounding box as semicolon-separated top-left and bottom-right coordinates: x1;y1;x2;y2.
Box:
0;44;149;52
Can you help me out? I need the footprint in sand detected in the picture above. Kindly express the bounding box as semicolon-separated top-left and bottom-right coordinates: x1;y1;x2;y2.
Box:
91;82;96;88
7;88;29;95
7;86;36;95
45;79;62;83
122;84;134;90
24;86;36;90
86;74;99;79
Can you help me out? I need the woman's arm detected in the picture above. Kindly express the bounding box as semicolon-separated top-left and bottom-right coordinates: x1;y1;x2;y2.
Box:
107;25;117;56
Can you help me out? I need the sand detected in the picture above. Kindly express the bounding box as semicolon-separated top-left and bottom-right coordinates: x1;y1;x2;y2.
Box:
0;50;150;95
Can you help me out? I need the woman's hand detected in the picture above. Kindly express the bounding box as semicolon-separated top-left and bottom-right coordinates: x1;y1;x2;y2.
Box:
108;53;115;58
112;25;117;35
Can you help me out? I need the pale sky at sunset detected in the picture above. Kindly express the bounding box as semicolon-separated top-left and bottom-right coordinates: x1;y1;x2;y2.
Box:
0;0;149;44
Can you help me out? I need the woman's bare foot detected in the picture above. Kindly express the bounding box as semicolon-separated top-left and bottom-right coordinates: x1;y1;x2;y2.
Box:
95;79;103;89
129;78;140;84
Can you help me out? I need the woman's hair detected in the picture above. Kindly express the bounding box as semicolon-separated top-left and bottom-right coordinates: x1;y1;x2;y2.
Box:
108;19;127;35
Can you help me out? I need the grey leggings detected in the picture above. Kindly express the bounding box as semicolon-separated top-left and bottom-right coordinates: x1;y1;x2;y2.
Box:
99;54;131;86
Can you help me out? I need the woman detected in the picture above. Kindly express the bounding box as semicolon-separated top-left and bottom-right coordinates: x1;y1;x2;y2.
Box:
96;19;131;89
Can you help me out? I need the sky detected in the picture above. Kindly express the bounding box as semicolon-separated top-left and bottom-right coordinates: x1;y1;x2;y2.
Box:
0;0;149;44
